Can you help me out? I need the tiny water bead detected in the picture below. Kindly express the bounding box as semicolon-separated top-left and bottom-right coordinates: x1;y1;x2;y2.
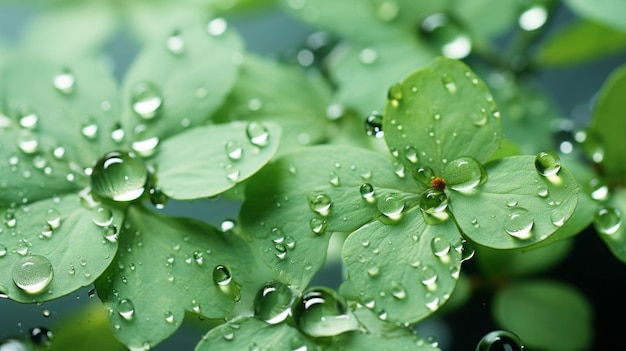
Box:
12;255;54;294
166;30;185;54
307;191;332;216
118;298;136;321
90;151;148;202
444;157;486;192
16;105;39;129
131;82;163;120
534;151;561;177
246;122;270;147
364;113;384;138
377;193;405;220
504;207;534;240
388;83;403;107
253;281;296;324
476;330;524;351
419;189;448;214
53;67;76;94
594;207;622;235
291;286;359;338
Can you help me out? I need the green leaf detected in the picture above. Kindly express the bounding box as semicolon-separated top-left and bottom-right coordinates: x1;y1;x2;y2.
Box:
153;121;281;200
241;145;422;289
586;64;626;184
329;35;436;116
125;2;209;44
493;280;593;351
536;19;626;67
384;57;501;176
194;316;318;351
94;206;256;350
449;0;519;39
563;0;626;31
20;2;118;60
330;332;441;351
451;155;579;249
0;193;122;302
212;54;331;153
121;21;243;144
1;57;122;170
596;188;626;262
342;207;462;324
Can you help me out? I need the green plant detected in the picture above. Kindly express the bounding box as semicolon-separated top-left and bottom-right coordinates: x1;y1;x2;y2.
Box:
0;0;625;350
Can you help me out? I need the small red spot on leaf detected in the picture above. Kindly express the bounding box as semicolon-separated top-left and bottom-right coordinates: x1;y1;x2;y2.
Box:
431;177;446;191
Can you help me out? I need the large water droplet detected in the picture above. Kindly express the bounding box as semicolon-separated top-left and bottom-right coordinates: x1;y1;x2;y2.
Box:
476;330;523;351
594;207;622;235
29;326;54;347
246;122;270;147
364;113;384;138
307;191;332;216
534;151;561;177
430;236;451;257
53;67;76;94
504;207;534;239
12;255;54;294
419;189;448;214
445;157;487;191
131;82;163;120
291;286;359;337
118;298;135;320
359;183;375;201
377;193;404;220
213;265;241;301
91;151;148;202
253;281;296;324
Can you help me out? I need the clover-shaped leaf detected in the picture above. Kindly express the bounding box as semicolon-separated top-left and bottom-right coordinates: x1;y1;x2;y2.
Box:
241;145;420;289
95;206;257;349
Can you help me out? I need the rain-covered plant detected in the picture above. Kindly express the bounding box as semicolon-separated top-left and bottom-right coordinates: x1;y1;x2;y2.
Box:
0;0;625;350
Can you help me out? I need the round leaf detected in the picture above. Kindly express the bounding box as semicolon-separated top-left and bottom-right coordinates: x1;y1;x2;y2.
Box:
451;155;579;249
493;280;593;351
94;206;256;350
0;193;122;302
343;207;462;324
153;121;281;200
384;57;501;176
241;145;422;289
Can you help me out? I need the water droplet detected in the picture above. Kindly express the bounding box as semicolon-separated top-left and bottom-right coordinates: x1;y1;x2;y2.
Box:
328;171;340;186
404;146;419;163
359;47;378;65
17;130;39;154
17;105;39;129
131;82;163;120
246;122;270;147
207;17;228;36
164;311;175;324
80;116;99;139
0;339;31;351
118;298;135;320
392;162;405;178
359;183;375;201
594;207;622;235
470;111;488;126
111;123;125;143
420;265;438;285
419;189;448;214
0;245;7;257
388;82;403;107
537;185;549;198
550;209;566;227
430;236;450;257
415;166;435;186
92;206;114;227
444;157;487;192
149;187;168;209
390;281;407;300
535;151;561;177
588;178;609;201
91;151;148;202
519;5;548;31
476;330;524;351
225;140;243;161
166;30;184;54
225;164;240;182
364;113;383;138
29;326;54;347
53;67;76;94
103;225;118;242
309;218;327;235
253;281;296;324
307;191;332;216
421;13;471;59
221;219;236;232
367;266;380;277
377;193;404;220
292;286;359;337
424;292;440;311
213;265;241;301
12;255;54;294
504;207;534;239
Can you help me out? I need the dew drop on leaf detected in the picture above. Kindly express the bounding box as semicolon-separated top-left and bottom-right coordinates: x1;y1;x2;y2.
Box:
518;5;548;31
594;207;622;235
166;30;184;55
117;298;135;321
12;255;54;294
309;218;327;235
504;207;534;239
53;67;76;94
80;116;99;140
246;122;270;147
213;265;241;301
364;113;384;138
420;265;438;286
550;209;566;227
0;339;30;351
0;244;7;257
253;281;296;324
207;17;228;36
131;82;163;120
307;191;332;216
377;193;404;220
291;286;359;337
359;183;375;201
225;140;243;161
91;206;114;227
588;178;609;201
164;311;175;324
419;189;447;214
445;157;487;192
29;326;53;347
387;82;403;107
90;151;148;202
476;330;524;351
359;47;378;65
430;236;451;257
534;151;561;177
421;13;471;59
17;130;39;154
390;281;407;300
45;208;61;229
16;105;39;129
